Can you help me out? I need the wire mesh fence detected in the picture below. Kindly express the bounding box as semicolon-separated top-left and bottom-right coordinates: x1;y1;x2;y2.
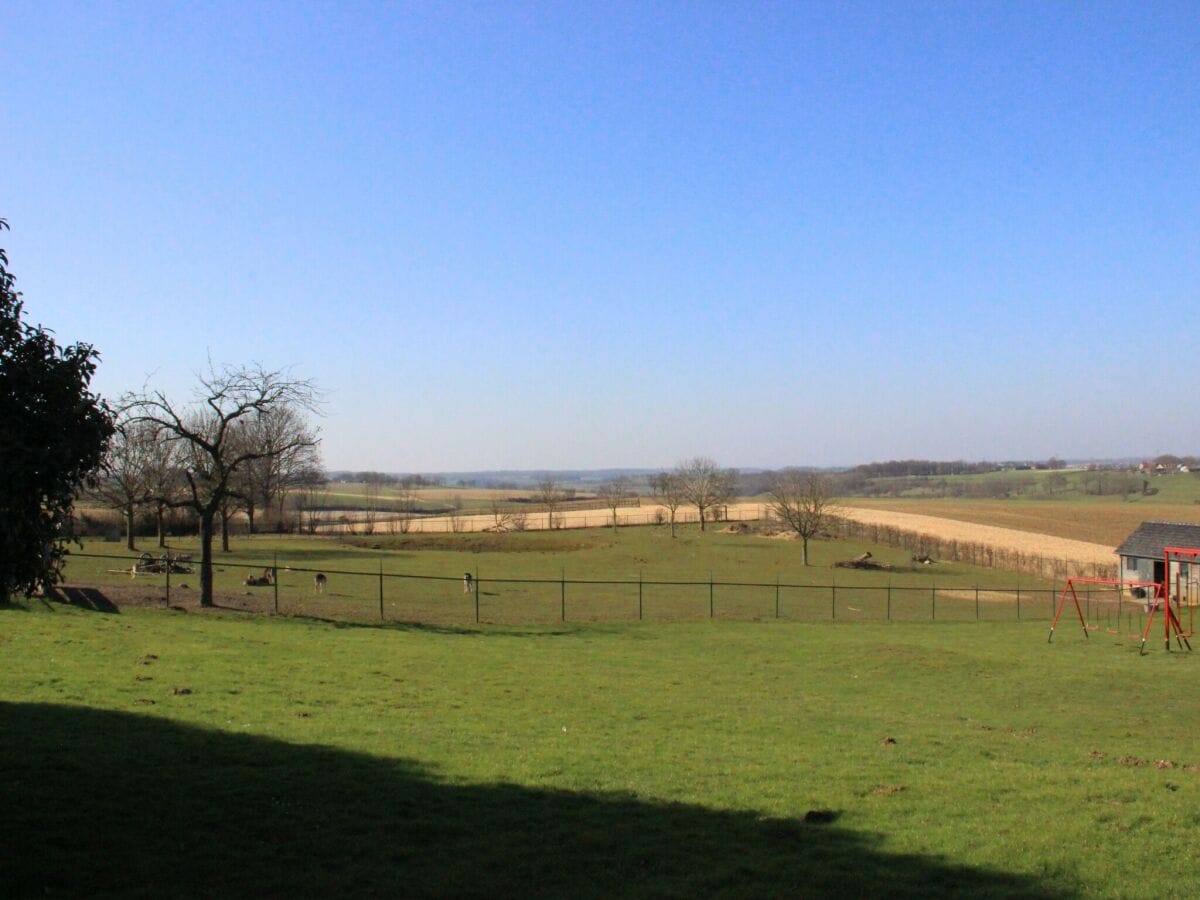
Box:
35;550;1170;632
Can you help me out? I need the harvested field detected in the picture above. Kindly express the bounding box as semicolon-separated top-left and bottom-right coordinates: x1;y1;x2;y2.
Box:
842;498;1200;547
830;506;1117;569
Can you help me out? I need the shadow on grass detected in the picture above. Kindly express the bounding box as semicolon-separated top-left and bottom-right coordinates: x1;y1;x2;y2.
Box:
44;585;121;613
0;702;1071;898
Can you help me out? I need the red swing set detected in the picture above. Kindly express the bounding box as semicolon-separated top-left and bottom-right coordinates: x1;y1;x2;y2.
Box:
1048;546;1200;655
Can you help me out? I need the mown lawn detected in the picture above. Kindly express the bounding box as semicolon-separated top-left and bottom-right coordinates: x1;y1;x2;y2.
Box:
3;603;1198;897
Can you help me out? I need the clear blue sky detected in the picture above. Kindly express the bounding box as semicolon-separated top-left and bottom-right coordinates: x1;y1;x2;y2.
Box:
4;2;1198;471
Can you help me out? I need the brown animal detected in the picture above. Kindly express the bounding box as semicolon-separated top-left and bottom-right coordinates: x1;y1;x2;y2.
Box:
314;573;327;593
244;569;275;587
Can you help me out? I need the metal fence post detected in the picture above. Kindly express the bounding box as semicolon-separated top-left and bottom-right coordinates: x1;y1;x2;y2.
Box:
709;572;714;619
931;585;936;621
975;584;979;620
561;568;566;622
165;555;171;607
272;552;279;615
775;575;780;619
474;569;480;623
832;584;836;620
886;582;891;622
1016;583;1021;620
638;571;643;621
378;560;384;622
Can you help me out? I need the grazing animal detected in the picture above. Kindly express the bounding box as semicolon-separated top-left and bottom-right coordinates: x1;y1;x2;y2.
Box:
314;573;327;593
244;569;275;587
463;572;474;594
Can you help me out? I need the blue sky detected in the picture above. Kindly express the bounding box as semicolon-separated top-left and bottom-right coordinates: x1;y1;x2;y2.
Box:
4;2;1198;471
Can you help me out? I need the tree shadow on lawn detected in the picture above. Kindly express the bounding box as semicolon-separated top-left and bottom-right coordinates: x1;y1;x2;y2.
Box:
0;702;1071;898
44;585;121;613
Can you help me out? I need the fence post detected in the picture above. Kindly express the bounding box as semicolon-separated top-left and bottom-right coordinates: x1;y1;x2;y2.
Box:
886;581;891;622
709;572;714;619
378;560;384;622
775;575;780;619
931;584;936;621
975;584;979;620
1016;582;1021;620
165;554;171;607
474;568;480;623
561;568;566;623
272;552;279;615
832;584;836;620
639;571;643;621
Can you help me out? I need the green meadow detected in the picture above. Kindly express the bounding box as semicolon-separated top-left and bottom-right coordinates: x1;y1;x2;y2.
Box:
4;601;1199;897
60;526;1063;625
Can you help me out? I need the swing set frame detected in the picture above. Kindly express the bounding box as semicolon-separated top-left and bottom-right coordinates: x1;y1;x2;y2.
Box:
1048;546;1200;655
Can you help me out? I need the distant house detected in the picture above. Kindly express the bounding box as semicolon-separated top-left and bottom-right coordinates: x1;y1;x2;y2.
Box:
1115;521;1200;604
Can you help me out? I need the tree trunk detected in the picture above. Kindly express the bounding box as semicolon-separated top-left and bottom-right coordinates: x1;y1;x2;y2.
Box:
670;512;677;538
220;509;231;552
802;536;810;566
199;511;215;607
698;505;707;531
246;499;257;535
125;503;136;551
156;504;166;548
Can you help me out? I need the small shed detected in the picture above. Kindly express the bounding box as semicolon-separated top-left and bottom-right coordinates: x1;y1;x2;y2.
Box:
1115;521;1200;603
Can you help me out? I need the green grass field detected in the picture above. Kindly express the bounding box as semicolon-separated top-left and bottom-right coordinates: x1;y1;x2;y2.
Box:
4;602;1199;897
60;526;1063;625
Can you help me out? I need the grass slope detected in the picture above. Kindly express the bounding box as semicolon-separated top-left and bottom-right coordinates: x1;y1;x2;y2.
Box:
4;604;1199;896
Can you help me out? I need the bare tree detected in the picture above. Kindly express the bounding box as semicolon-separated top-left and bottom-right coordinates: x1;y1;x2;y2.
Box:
448;495;465;533
91;417;157;550
291;467;328;535
361;472;384;535
651;472;686;538
393;487;417;533
677;457;734;531
487;496;515;532
142;428;184;547
230;406;321;534
767;470;836;565
537;476;566;529
597;476;631;529
124;364;321;607
218;490;238;552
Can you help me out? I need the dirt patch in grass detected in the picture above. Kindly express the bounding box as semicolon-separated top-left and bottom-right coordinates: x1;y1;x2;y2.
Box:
40;582;277;615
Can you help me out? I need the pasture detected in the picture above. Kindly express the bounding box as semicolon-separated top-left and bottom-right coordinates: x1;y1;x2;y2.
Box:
4;602;1199;896
58;526;1063;625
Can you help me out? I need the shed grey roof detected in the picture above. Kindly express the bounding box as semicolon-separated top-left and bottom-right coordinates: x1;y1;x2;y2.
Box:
1115;521;1200;560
